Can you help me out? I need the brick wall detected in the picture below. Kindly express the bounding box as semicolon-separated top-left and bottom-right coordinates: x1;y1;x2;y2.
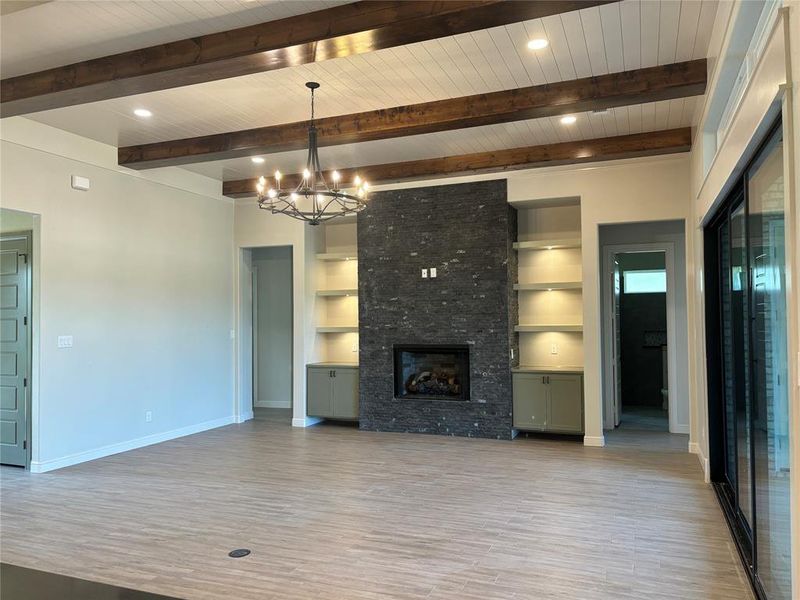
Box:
357;179;517;439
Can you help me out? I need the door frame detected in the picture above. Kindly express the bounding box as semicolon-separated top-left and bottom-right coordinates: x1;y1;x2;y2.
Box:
1;230;33;469
601;242;680;434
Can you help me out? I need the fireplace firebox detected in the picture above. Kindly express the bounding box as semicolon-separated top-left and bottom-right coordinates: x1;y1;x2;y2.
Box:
393;345;470;401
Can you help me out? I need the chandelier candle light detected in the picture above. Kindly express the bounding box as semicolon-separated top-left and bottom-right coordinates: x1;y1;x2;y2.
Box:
256;82;369;225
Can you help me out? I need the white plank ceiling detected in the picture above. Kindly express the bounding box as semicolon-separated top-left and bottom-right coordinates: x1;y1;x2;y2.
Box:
183;98;700;182
0;0;347;78
1;0;719;181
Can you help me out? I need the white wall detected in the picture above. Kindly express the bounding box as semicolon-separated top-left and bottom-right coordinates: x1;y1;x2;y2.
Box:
0;118;235;472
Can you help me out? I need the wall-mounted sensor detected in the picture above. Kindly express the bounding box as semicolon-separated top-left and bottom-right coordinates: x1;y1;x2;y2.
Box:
71;175;90;191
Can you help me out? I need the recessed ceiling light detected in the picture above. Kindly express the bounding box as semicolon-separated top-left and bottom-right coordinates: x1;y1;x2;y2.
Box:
133;108;152;118
527;38;549;50
251;156;265;164
560;115;577;125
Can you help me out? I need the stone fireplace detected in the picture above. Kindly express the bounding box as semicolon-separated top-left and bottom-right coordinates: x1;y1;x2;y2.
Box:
357;179;518;439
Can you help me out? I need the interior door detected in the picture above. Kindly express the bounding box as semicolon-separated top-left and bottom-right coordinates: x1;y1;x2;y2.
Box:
0;235;30;467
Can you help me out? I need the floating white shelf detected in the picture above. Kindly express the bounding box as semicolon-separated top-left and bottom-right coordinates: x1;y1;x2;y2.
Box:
316;289;358;297
513;238;581;251
316;252;358;261
513;281;582;291
515;324;583;333
316;326;359;333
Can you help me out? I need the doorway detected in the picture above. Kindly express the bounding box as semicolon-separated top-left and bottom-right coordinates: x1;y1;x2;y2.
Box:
613;251;669;431
0;231;32;467
251;246;293;423
601;224;689;437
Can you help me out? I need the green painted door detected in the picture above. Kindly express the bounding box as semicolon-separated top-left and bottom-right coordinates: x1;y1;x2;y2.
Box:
332;368;358;419
512;373;547;431
547;374;584;433
307;367;332;417
0;235;29;467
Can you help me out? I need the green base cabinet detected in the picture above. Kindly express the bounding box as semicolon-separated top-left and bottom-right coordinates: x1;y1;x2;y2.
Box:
512;371;584;434
307;365;359;419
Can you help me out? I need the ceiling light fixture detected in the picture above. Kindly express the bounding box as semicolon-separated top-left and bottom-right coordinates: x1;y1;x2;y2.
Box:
560;115;577;125
251;157;265;164
133;108;152;118
256;82;368;225
527;38;549;50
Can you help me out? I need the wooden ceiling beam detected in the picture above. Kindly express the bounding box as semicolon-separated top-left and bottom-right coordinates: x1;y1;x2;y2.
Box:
222;127;693;198
1;0;614;117
119;59;706;170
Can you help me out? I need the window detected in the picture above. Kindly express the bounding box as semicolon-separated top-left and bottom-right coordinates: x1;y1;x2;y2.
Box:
623;269;666;294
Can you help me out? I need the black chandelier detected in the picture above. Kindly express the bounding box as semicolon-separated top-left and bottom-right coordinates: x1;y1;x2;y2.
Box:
256;82;369;225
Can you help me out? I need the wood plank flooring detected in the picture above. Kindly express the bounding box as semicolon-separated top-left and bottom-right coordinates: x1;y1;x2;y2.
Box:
0;412;752;599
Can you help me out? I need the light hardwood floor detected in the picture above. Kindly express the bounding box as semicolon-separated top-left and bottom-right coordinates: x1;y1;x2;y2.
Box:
1;413;752;600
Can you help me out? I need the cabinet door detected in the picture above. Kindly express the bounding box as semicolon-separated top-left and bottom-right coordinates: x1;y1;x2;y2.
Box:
332;368;359;419
547;374;584;433
307;367;332;417
512;374;548;431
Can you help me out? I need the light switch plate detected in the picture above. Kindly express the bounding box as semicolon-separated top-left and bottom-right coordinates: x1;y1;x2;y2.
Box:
57;335;73;348
421;269;428;278
430;268;437;278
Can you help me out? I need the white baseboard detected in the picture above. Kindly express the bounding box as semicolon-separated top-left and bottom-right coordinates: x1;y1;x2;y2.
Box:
671;424;690;435
30;415;236;473
236;410;254;423
254;401;291;409
292;416;323;428
689;442;710;482
583;435;606;447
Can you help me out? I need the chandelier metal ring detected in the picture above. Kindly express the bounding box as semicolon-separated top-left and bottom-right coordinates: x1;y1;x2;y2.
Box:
255;82;369;225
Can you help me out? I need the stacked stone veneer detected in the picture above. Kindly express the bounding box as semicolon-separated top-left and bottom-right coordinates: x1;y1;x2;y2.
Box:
357;179;518;439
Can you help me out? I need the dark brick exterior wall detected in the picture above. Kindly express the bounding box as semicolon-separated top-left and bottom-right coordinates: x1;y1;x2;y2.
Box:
357;179;518;439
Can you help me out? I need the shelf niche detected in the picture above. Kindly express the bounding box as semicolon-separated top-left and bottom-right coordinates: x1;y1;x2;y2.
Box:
514;198;584;369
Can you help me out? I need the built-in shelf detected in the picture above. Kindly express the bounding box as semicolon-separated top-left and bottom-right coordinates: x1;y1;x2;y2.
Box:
316;252;358;261
513;238;581;251
316;289;358;297
316;326;359;333
515;324;583;333
512;365;584;373
514;281;582;291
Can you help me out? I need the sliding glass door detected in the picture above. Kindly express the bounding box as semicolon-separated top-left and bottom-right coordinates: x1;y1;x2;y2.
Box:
747;128;791;600
706;119;791;600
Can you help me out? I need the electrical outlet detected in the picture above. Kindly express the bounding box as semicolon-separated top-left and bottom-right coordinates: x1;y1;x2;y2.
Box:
421;269;428;278
550;343;559;355
145;411;153;423
352;341;358;353
430;267;437;278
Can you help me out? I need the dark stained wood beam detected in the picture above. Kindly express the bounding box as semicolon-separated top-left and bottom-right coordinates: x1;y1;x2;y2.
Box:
222;127;693;198
1;0;615;117
120;59;706;170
